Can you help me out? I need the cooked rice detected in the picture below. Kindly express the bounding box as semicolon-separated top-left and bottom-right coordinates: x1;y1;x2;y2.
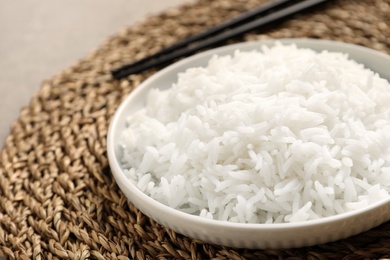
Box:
120;43;390;223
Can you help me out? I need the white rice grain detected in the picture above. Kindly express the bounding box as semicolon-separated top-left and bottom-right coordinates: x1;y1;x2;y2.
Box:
120;43;390;223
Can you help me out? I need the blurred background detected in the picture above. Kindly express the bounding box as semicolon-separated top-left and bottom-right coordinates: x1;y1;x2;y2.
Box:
0;0;191;147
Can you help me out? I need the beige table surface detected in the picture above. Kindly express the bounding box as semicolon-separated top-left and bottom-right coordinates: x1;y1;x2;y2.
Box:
0;0;191;148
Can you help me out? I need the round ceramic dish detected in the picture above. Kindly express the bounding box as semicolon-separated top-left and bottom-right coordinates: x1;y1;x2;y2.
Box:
107;38;390;249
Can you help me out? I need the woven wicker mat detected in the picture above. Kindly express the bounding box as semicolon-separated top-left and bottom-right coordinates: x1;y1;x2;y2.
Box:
1;0;390;259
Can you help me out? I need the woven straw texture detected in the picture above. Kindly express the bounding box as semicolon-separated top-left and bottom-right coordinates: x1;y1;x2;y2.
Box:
1;0;390;259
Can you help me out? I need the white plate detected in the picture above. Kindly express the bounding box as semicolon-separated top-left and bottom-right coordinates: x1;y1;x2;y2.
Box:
107;38;390;249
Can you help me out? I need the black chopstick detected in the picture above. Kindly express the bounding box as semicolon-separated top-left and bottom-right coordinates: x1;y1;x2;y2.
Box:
112;0;328;80
113;0;290;76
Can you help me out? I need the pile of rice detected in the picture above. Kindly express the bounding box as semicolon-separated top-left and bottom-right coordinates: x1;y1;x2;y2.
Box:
120;43;390;224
